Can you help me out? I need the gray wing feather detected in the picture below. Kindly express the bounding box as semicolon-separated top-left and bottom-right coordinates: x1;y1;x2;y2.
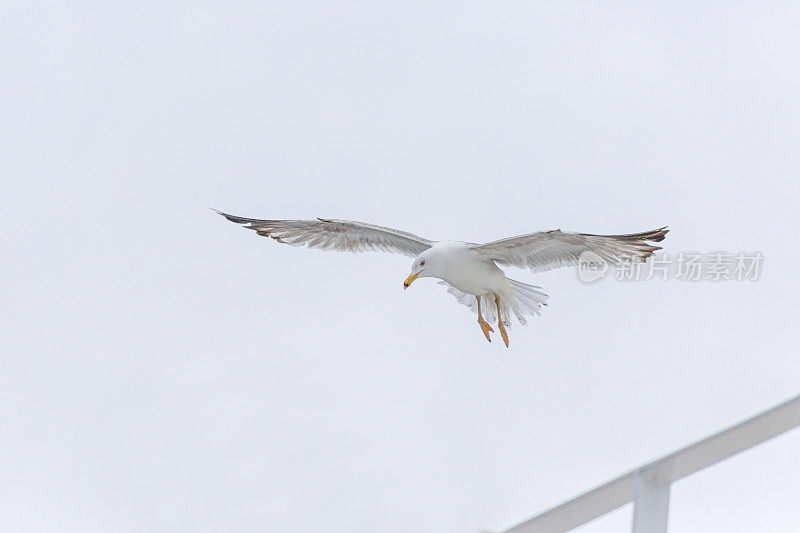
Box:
214;210;433;258
472;227;668;273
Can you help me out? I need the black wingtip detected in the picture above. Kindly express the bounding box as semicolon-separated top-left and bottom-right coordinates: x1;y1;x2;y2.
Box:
210;208;234;221
648;226;669;243
211;208;252;225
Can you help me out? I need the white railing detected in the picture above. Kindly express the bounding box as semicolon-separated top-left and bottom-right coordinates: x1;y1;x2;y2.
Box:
497;393;800;533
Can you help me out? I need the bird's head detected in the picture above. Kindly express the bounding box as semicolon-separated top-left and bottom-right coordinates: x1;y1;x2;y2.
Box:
403;251;437;289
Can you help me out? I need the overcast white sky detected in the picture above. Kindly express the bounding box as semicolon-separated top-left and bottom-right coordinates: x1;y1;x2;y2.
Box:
2;2;800;532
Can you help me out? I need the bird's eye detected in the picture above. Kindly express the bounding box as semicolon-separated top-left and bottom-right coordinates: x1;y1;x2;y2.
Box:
420;260;426;266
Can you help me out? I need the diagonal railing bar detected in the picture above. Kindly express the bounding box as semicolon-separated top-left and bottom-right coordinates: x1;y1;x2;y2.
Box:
498;393;800;533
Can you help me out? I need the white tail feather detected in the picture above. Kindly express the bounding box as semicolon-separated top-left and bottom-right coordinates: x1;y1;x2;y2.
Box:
439;278;548;326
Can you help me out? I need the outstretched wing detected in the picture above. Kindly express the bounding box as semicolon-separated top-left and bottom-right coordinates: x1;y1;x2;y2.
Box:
214;210;433;258
471;227;668;273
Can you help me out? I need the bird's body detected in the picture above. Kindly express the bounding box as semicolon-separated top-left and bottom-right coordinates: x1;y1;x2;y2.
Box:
423;241;506;295
215;209;668;346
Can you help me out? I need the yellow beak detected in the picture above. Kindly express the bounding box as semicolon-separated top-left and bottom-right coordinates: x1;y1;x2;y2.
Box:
403;271;421;289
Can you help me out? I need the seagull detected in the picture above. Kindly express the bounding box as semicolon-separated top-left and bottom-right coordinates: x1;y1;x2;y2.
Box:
215;210;667;347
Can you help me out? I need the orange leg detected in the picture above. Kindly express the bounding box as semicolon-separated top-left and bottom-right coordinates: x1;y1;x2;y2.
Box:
476;296;493;342
494;293;509;347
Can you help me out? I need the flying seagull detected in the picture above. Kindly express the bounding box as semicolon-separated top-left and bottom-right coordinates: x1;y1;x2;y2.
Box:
215;210;667;347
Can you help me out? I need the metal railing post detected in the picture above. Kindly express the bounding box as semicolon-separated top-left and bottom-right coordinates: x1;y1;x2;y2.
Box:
631;470;671;533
